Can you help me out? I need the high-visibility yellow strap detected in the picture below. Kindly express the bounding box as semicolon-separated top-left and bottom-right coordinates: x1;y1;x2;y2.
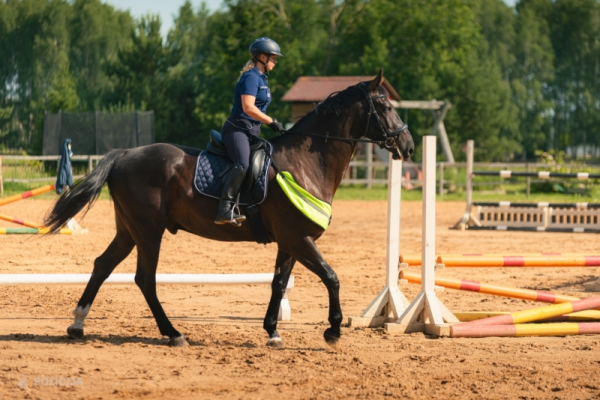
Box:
276;171;332;230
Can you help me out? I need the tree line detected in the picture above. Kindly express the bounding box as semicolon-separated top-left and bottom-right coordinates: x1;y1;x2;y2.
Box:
0;0;599;161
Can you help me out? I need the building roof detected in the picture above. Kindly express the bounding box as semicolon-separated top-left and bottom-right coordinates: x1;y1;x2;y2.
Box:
281;76;401;103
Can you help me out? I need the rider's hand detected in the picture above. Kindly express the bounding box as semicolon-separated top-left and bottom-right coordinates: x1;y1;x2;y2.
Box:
268;118;284;133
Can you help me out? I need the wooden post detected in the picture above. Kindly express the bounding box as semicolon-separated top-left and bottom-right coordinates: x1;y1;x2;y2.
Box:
88;155;93;174
438;162;444;197
430;102;455;163
348;157;409;327
385;136;458;336
465;140;474;211
526;163;531;199
366;142;373;189
452;140;475;229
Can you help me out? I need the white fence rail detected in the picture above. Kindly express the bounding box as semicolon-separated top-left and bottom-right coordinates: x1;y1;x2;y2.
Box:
2;153;600;196
341;159;600;195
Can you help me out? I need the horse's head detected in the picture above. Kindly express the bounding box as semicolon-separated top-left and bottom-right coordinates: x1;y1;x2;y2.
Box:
361;70;414;161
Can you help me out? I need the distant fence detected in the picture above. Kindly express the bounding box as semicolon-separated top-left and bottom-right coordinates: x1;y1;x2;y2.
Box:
341;160;600;194
43;110;154;156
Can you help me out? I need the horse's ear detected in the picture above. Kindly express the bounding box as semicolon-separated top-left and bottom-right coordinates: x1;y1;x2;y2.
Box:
368;69;385;92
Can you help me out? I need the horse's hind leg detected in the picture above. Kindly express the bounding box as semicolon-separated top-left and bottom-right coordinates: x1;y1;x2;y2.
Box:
283;237;342;346
133;229;187;347
67;221;135;339
264;250;296;348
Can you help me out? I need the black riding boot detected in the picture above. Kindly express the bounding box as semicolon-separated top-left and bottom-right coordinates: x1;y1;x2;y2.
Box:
214;163;246;226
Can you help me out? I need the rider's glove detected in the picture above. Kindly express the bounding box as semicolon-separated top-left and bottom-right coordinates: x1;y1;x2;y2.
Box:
268;119;284;133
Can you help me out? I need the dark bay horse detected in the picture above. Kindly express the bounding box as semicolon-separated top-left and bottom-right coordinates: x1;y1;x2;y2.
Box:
44;70;414;348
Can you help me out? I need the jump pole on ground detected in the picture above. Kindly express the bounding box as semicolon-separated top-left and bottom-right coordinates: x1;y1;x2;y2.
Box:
450;322;600;338
385;135;458;336
455;296;600;329
347;151;409;327
400;270;586;304
0;184;56;207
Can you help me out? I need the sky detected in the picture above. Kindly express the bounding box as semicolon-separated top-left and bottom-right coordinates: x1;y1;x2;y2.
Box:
104;0;519;39
103;0;225;38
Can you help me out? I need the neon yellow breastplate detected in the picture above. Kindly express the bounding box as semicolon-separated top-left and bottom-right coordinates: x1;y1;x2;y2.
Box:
276;171;332;230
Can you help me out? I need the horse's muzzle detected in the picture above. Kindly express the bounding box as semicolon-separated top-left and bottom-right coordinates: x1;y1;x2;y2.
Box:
390;136;414;161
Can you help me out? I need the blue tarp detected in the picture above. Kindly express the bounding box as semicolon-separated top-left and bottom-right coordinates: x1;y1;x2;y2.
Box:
55;138;73;194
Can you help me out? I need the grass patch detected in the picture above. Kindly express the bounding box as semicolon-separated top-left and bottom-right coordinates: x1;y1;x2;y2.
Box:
334;184;423;201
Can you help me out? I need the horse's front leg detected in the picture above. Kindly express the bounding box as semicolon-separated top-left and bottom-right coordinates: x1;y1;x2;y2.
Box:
284;236;342;346
264;250;296;348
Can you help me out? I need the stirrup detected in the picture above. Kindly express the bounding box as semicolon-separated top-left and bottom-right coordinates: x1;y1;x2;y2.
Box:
214;198;246;227
229;201;246;226
215;211;246;227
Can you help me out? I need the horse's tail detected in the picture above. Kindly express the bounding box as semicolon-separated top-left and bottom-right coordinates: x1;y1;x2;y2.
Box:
44;149;124;233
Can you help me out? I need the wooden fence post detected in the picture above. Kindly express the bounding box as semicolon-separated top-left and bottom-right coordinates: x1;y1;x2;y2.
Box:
465;140;474;212
526;163;531;198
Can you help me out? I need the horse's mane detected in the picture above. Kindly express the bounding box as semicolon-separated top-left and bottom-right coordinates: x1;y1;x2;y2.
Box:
269;82;367;143
313;84;365;116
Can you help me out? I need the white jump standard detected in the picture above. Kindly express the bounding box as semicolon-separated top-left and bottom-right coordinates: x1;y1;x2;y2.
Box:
385;136;457;335
347;156;410;327
349;136;457;335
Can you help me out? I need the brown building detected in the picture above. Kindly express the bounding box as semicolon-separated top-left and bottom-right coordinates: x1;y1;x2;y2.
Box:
281;76;401;123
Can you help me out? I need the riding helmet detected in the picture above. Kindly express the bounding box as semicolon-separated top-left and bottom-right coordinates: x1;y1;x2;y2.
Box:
249;37;284;59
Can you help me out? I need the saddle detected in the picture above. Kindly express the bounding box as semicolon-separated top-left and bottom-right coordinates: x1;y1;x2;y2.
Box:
206;130;268;193
193;130;273;206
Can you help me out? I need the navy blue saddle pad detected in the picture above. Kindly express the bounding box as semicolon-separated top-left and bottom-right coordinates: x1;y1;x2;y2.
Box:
193;142;273;205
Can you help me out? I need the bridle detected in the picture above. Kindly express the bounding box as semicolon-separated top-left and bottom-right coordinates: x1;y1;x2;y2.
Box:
359;82;409;151
287;82;409;157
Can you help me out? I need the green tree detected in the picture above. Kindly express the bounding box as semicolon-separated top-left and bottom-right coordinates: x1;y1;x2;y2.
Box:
329;0;520;160
511;0;555;158
547;0;600;157
68;0;134;109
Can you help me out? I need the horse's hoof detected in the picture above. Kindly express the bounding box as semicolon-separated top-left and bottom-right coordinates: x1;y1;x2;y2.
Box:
67;327;84;340
168;335;188;347
266;337;284;349
324;329;340;346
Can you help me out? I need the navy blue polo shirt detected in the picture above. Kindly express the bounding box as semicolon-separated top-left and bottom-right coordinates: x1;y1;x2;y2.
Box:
230;67;271;122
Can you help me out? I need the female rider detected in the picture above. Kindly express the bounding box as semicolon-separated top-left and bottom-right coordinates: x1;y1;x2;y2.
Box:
215;37;284;226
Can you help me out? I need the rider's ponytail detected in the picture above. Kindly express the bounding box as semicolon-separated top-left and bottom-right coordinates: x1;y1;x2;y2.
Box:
239;59;256;76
